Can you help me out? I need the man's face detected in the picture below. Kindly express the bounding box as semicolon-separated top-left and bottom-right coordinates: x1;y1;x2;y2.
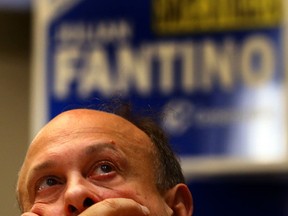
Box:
17;109;173;216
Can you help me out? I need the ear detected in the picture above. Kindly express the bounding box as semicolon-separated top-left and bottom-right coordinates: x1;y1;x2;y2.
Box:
164;184;193;216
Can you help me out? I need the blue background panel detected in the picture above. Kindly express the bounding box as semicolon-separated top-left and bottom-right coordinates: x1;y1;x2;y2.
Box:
43;1;288;215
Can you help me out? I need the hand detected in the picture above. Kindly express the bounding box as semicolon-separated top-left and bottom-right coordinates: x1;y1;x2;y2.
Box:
21;213;40;216
79;198;150;216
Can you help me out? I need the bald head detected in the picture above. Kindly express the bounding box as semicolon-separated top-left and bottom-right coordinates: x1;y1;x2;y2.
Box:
16;107;188;215
17;109;154;211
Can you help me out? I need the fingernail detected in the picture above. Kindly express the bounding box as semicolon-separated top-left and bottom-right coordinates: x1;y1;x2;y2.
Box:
141;206;150;215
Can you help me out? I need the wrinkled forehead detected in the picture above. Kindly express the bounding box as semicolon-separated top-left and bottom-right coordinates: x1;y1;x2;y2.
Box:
20;109;154;178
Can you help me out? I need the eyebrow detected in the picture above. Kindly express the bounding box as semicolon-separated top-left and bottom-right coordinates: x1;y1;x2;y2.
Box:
32;160;57;172
31;142;120;173
85;142;117;155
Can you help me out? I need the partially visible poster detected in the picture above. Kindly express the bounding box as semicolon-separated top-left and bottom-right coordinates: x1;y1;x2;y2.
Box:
32;0;288;177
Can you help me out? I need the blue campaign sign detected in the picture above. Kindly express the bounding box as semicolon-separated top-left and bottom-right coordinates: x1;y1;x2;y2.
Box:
33;0;288;176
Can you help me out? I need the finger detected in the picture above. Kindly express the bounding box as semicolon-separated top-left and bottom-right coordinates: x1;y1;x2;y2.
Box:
21;213;40;216
80;198;150;216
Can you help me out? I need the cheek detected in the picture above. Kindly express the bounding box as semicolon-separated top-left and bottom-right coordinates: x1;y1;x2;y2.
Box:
100;185;140;200
100;183;156;206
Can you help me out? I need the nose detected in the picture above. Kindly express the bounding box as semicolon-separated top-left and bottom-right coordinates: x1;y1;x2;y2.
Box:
67;197;94;214
64;176;99;215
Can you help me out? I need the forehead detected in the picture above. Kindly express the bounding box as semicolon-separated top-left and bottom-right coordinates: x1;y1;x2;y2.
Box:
29;109;151;152
21;109;154;181
21;110;155;179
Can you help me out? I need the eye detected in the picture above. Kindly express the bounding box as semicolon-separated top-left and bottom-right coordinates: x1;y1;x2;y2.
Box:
95;162;115;174
98;164;114;173
89;161;117;180
37;176;62;192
